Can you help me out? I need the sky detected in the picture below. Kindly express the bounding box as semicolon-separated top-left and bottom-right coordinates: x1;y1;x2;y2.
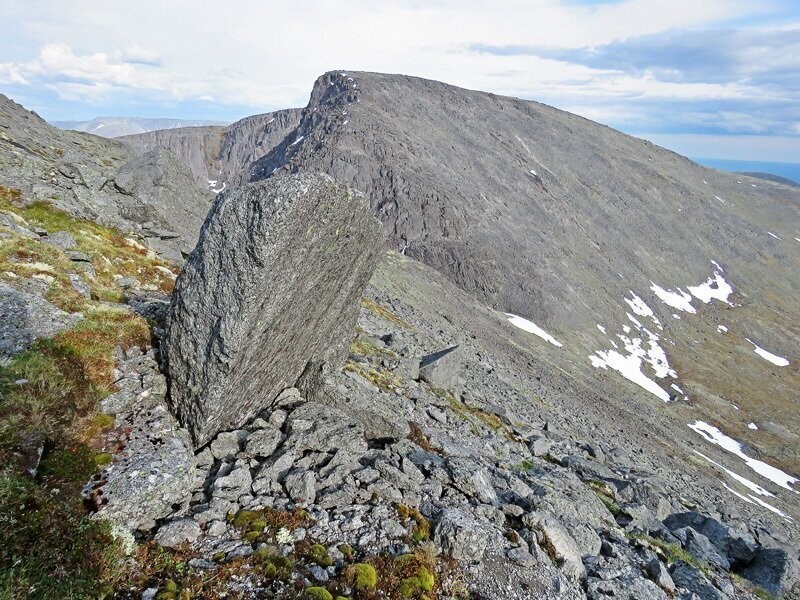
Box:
0;0;798;162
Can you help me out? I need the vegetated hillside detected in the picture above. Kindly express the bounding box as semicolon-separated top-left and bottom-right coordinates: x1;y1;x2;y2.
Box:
121;108;302;191
0;94;212;261
250;71;800;484
53;116;227;138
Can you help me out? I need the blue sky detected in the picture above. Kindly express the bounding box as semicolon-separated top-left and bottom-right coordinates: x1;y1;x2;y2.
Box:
1;0;798;161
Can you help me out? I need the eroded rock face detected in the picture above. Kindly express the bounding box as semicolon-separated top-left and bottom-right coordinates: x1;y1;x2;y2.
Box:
165;173;382;446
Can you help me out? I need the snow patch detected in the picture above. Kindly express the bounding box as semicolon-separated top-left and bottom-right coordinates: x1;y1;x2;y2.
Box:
589;350;670;402
650;283;696;314
767;231;781;240
717;324;728;333
688;421;798;492
694;451;774;497
596;324;606;335
290;135;305;146
687;271;734;305
625;292;662;329
208;180;226;194
745;339;789;366
506;313;563;347
748;423;758;430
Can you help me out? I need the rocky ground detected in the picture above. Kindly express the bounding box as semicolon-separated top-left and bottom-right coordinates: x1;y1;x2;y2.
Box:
79;250;797;599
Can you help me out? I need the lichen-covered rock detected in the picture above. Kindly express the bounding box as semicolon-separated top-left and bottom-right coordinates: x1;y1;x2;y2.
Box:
0;281;81;358
523;512;586;580
155;518;202;548
165;173;382;446
89;402;196;531
434;508;489;561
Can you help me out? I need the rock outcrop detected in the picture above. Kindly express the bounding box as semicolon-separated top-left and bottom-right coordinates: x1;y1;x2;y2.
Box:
165;173;382;446
121;108;302;189
0;93;211;261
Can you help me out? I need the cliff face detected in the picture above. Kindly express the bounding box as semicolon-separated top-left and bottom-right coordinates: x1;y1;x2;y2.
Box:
121;108;302;190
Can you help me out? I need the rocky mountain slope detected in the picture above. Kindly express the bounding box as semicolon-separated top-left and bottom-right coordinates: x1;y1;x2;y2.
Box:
1;70;799;600
242;72;799;505
0;94;211;261
53;116;227;138
120;108;302;191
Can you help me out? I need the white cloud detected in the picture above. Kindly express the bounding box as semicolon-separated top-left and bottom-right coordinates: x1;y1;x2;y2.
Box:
0;43;168;98
0;0;796;155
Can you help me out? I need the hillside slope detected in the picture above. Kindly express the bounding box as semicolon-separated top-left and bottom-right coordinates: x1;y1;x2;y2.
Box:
0;94;211;260
249;72;800;483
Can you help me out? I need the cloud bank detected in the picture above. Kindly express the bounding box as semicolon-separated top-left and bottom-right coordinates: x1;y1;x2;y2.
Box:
0;0;797;160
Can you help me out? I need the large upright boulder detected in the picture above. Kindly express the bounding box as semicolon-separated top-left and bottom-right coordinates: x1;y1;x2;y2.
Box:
165;173;382;446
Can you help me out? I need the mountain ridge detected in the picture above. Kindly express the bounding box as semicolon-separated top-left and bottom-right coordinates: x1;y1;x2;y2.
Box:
53;116;228;138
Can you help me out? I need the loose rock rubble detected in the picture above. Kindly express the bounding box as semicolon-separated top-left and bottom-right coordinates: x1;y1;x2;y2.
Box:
89;268;800;599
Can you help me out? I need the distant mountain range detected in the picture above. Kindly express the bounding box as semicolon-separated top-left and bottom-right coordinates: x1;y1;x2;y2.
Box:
51;116;228;138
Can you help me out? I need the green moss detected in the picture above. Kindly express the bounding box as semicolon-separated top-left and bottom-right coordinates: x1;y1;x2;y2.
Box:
212;551;226;562
398;577;422;597
305;587;333;600
231;509;263;530
345;562;378;590
94;452;113;467
259;554;293;580
244;530;261;543
337;543;354;561
417;566;435;591
631;533;709;574
0;197;178;301
397;504;430;542
350;338;399;359
309;543;334;567
343;362;404;393
360;298;413;330
249;518;267;532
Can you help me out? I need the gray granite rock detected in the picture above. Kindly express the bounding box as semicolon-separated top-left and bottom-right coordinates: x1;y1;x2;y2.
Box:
165;173;383;446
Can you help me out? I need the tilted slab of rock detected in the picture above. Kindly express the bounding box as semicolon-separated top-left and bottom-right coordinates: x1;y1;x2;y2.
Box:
165;173;382;446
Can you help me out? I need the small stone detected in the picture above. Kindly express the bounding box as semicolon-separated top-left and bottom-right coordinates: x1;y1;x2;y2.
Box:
426;405;447;424
66;250;92;262
434;508;488;561
154;519;202;548
244;425;282;458
210;431;246;459
508;546;538;567
227;545;254;560
188;558;217;570
646;557;675;592
529;434;551;457
68;274;91;299
207;520;228;537
308;564;329;581
43;231;77;250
